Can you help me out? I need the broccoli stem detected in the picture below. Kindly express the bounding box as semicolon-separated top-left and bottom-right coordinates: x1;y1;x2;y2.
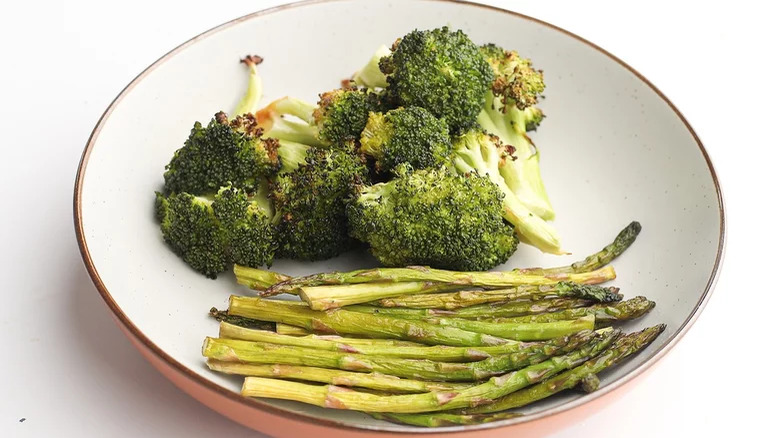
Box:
353;45;392;88
232;55;264;117
255;97;326;147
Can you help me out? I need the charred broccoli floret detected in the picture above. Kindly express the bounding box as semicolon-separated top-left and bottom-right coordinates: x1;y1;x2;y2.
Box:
162;112;280;195
155;192;228;278
359;106;451;172
480;44;545;116
451;130;562;254
347;165;518;271
255;88;382;148
379;27;493;132
271;147;369;261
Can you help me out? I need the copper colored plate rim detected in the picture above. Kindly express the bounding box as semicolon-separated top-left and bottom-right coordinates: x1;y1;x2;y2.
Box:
73;0;726;434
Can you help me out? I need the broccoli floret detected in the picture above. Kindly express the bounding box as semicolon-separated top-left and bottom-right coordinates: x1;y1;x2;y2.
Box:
270;147;369;261
347;165;518;271
155;192;228;278
451;130;562;254
480;44;545;112
359;106;451;172
212;185;277;268
163;112;280;195
255;88;382;149
378;27;493;133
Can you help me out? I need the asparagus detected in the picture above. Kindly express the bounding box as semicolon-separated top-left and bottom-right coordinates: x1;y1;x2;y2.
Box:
234;264;291;292
377;324;664;426
207;360;472;393
374;282;622;309
299;282;462;310
208;307;275;331
240;328;619;413
422;316;596;341
266;265;616;296
203;330;595;381
578;373;600;393
483;297;655;324
520;221;642;275
346;297;592;320
221;322;569;362
229;296;511;346
275;323;310;336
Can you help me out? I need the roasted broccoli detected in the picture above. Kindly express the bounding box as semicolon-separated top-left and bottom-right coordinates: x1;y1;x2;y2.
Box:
378;27;493;132
271;147;369;261
255;87;382;148
347;165;518;271
212;185;277;269
352;45;392;88
451;130;562;254
359;106;452;172
162;112;280;195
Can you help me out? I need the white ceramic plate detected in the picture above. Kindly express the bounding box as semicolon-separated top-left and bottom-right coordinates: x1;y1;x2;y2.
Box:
74;0;724;436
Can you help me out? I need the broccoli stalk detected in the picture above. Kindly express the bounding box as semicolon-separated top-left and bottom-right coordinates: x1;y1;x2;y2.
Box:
352;45;391;88
451;131;563;254
255;97;325;147
232;55;264;118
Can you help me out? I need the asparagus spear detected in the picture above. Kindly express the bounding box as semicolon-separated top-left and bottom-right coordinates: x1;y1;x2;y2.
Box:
208;307;275;331
377;324;664;426
240;328;619;413
374;282;622;309
207;360;472;393
346;297;593;320
229;296;511;346
221;322;560;361
483;297;655;324
299;282;462;310
421;316;596;341
275;323;310;336
203;330;596;381
234;265;292;292
578;373;600;393
266;265;616;296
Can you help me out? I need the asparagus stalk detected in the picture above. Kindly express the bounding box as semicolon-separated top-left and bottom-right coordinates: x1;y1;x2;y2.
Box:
240;328;619;413
234;264;292;292
275;323;310;336
299;282;462;310
374;282;622;309
229;296;511;346
483;297;655;324
203;330;596;381
208;307;275;331
422;316;596;341
266;265;616;295
347;297;593;320
207;360;472;393
377;324;664;426
221;322;566;362
578;373;600;393
520;221;642;275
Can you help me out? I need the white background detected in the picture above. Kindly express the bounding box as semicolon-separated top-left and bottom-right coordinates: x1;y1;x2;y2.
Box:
1;0;777;436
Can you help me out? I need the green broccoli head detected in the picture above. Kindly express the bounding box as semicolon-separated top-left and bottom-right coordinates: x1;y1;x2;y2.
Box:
347;165;519;271
212;185;277;269
480;43;545;111
380;27;494;133
163;112;280;195
313;88;383;146
359;106;452;172
155;191;228;278
271;148;369;261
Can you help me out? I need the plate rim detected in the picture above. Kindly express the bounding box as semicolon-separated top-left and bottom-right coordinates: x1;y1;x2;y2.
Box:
73;0;726;433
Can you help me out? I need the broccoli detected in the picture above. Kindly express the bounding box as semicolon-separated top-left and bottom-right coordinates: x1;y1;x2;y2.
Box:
162;112;280;195
155;183;278;278
352;45;392;88
155;192;228;278
451;130;563;254
255;87;382;148
379;27;494;133
476;44;554;219
359;106;452;172
270;147;369;261
347;165;518;271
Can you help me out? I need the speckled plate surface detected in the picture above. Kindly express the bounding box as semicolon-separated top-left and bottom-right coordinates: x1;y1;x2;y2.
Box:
74;0;724;436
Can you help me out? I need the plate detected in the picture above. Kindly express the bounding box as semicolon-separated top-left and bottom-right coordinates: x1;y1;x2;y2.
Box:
74;0;724;436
